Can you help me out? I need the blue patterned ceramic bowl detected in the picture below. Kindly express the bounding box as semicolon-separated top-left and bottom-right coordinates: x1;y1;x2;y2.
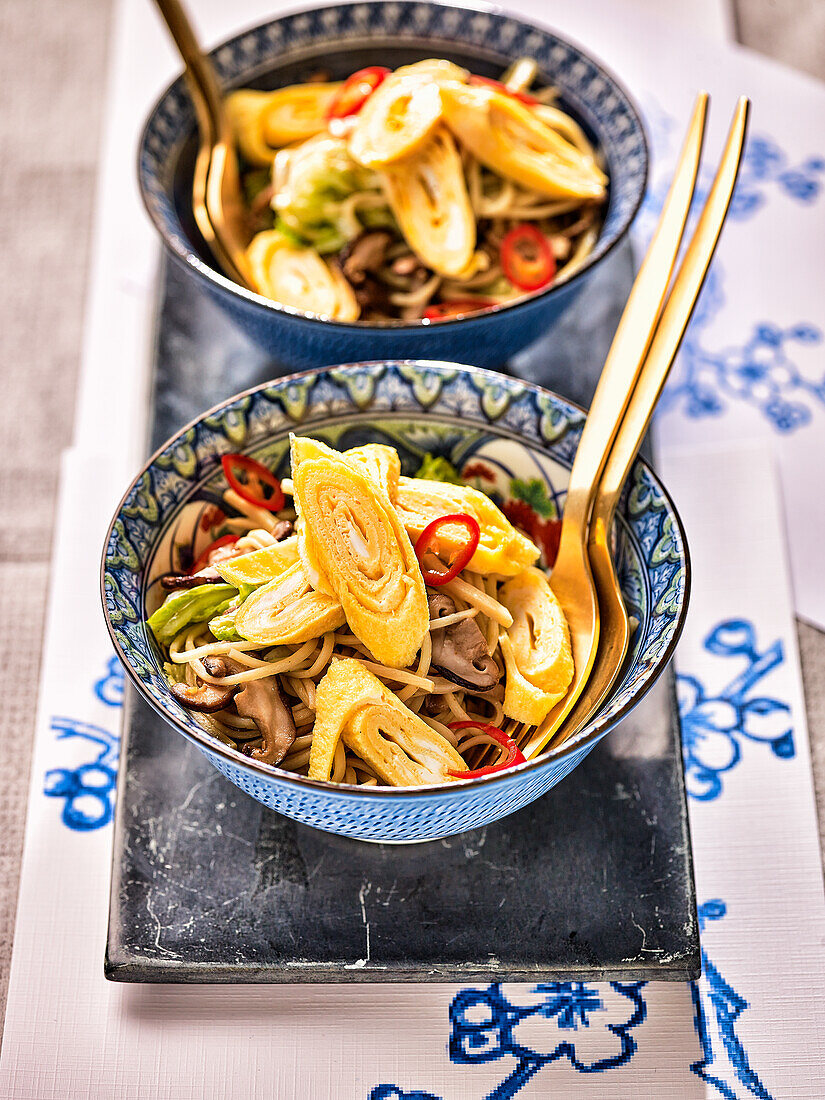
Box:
101;361;689;842
138;1;648;370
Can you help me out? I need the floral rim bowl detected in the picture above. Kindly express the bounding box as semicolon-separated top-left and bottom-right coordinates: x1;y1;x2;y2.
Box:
101;361;689;842
137;0;648;370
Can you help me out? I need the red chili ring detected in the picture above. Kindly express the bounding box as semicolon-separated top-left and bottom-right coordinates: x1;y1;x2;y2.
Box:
188;534;239;576
501;223;556;292
221;454;285;513
414;513;480;585
468;74;538;106
423;300;495;322
325;66;391;120
447;721;526;779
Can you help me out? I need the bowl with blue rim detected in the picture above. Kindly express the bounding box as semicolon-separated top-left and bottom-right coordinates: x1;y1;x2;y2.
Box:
101;361;689;843
138;1;648;371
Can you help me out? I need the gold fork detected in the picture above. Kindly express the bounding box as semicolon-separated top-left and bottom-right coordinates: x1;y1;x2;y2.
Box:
154;0;257;291
545;95;751;752
514;92;712;761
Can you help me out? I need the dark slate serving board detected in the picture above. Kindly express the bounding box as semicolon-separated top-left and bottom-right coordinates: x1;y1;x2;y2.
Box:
106;243;699;982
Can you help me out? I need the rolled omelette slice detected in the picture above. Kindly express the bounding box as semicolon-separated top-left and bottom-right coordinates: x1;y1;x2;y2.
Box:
234;559;345;645
217;535;299;587
440;82;607;201
395;476;540;576
348;59;468;169
291;436;428;668
379;126;476;278
343;443;401;502
308;658;467;785
499;566;574;725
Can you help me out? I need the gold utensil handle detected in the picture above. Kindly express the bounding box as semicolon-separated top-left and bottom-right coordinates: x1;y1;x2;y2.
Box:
558;92;709;539
522;95;749;761
517;93;709;763
544;96;751;754
153;0;223;120
592;96;750;521
153;0;257;292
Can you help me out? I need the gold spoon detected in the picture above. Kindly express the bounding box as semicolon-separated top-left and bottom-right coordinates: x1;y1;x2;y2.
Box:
153;0;257;291
547;94;751;752
517;92;712;761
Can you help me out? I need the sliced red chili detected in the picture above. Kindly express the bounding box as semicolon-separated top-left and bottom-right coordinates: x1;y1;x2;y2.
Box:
468;74;538;106
326;66;391;119
414;513;480;586
501;223;556;292
188;534;239;576
221;454;285;512
423;300;495;322
447;721;527;779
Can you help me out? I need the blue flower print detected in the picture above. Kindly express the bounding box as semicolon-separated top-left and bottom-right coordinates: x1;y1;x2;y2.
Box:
43;716;119;831
94;653;125;707
685;307;823;432
369;1088;442;1100
732;137;825;216
654;261;825;434
640;101;824;432
448;980;646;1097
678;619;793;801
690;900;774;1099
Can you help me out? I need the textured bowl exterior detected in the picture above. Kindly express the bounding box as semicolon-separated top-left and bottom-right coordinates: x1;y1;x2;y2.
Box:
102;362;689;842
192;270;588;373
206;735;597;840
138;1;648;370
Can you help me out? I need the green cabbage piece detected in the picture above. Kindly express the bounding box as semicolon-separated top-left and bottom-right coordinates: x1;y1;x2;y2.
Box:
274;136;388;254
147;583;237;645
208;583;259;642
415;453;464;485
162;660;186;685
243;168;272;206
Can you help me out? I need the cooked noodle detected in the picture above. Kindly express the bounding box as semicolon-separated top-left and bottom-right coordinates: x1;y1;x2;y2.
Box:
163;562;516;785
230;58;607;321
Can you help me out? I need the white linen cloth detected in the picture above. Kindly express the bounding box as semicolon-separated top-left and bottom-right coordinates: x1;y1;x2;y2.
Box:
1;1;824;1097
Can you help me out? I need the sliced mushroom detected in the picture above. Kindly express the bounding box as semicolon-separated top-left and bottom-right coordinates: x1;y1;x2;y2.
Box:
427;589;500;691
171;677;239;713
340;230;393;285
420;692;448;718
350;273;392;315
161;537;252;590
161;569;223;590
391;253;423;277
205;656;296;765
271;518;294;542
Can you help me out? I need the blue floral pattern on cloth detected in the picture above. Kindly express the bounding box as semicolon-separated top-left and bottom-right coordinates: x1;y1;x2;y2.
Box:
657;267;824;432
690;900;774;1100
44;718;120;831
94;654;125;707
730;136;825;217
370;981;646;1100
369;1088;442;1100
642;101;824;432
678;619;793;802
449;981;646;1093
44;656;124;831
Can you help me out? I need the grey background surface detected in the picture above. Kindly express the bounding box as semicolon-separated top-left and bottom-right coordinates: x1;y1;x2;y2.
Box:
1;0;823;1024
